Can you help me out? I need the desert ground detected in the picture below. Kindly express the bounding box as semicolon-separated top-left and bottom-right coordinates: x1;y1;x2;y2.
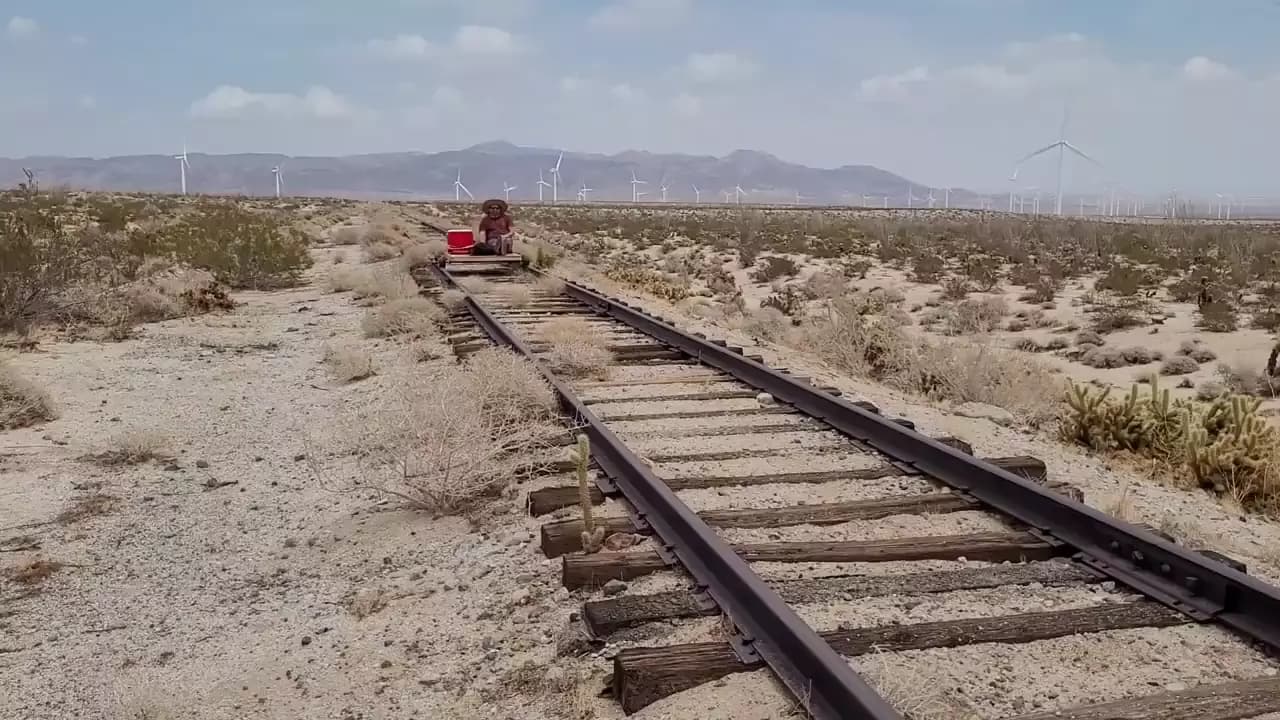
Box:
3;192;1280;719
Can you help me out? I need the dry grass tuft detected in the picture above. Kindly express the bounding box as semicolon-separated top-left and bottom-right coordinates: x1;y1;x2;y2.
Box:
361;297;445;338
6;558;66;586
328;267;418;302
540;318;614;380
800;299;1062;426
1;360;56;429
338;348;558;515
87;431;172;466
323;344;377;383
854;649;975;720
362;241;401;263
331;226;364;245
440;288;468;312
398;240;447;271
499;284;534;307
535;275;566;296
55;493;121;525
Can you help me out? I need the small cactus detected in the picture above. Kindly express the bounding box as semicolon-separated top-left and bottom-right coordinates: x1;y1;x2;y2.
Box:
1060;379;1278;507
574;434;605;553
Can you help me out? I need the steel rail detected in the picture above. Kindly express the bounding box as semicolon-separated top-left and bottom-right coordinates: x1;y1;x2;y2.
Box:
550;275;1280;654
430;264;903;720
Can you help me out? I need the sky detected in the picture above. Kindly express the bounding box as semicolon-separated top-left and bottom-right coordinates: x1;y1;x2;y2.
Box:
3;0;1280;195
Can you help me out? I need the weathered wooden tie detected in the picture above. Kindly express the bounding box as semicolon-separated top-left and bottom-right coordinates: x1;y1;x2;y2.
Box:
582;560;1098;634
525;455;1046;516
612;601;1189;713
541;490;981;557
1004;676;1280;720
561;530;1060;589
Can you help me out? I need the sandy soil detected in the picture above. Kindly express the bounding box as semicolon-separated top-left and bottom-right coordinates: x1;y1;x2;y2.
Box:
0;247;618;720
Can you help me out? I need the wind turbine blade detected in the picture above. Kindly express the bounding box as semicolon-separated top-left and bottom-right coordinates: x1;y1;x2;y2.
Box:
1062;141;1102;166
1015;142;1063;165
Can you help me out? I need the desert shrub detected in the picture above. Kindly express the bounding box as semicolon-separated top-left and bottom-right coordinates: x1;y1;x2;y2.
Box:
398;241;446;271
142;203;313;289
342;354;558;515
323;344;376;383
1197;301;1238;332
800;271;847;300
962;255;1001;291
1096;264;1150;296
736;307;790;342
1217;363;1280;399
456;276;493;295
539;318;613;379
939;276;971;301
1160;356;1200;376
1178;339;1218;363
1076;330;1104;346
440;288;467;312
535;275;566;296
798;300;1060;425
930;297;1008;336
835;256;873;279
750;256;799;284
1;360;55;429
1090;301;1149;333
332;226;363;245
910;253;945;283
760;286;807;318
1061;379;1278;508
361;297;445;338
1251;308;1280;332
362;242;400;263
604;266;690;302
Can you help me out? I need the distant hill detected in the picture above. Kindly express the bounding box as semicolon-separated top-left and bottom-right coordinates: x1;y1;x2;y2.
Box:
0;142;979;206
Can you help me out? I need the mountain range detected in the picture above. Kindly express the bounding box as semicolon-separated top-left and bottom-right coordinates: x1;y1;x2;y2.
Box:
1;141;980;206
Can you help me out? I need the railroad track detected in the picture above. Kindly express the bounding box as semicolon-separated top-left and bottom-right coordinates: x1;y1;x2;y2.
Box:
411;250;1280;719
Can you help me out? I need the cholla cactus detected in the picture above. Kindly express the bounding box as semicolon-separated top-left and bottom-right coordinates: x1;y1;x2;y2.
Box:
574;434;605;553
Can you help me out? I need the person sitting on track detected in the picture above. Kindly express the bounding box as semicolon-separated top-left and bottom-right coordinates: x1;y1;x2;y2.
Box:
473;198;515;255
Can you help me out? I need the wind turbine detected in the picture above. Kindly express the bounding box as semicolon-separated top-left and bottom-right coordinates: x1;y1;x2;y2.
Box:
175;145;191;196
659;177;669;202
454;169;474;201
943;187;951;209
1012;106;1101;216
793;190;808;205
691;184;701;203
536;170;551;203
20;167;36;193
503;181;517;202
721;190;733;203
734;184;745;204
926;190;937;209
272;164;283;199
578;182;593;203
549;152;563;204
861;194;875;207
630;170;648;203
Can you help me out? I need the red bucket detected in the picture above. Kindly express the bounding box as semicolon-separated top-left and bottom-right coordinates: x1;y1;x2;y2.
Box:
446;229;475;255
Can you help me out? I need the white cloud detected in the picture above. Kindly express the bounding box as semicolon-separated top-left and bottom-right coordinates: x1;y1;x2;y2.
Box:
6;16;38;37
1183;56;1231;81
453;25;520;56
559;75;584;94
609;83;645;103
859;66;930;100
432;85;465;110
671;92;702;117
684;52;756;83
946;63;1028;92
589;0;692;30
190;85;356;119
368;34;434;60
367;25;522;62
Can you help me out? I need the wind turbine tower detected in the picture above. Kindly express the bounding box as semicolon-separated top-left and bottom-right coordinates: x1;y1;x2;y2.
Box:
691;184;701;203
537;170;551;203
1012;107;1101;216
659;177;669;202
503;181;517;202
175;145;191;196
578;182;593;203
549;152;564;204
272;165;283;199
734;184;745;204
454;169;474;201
630;170;648;203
